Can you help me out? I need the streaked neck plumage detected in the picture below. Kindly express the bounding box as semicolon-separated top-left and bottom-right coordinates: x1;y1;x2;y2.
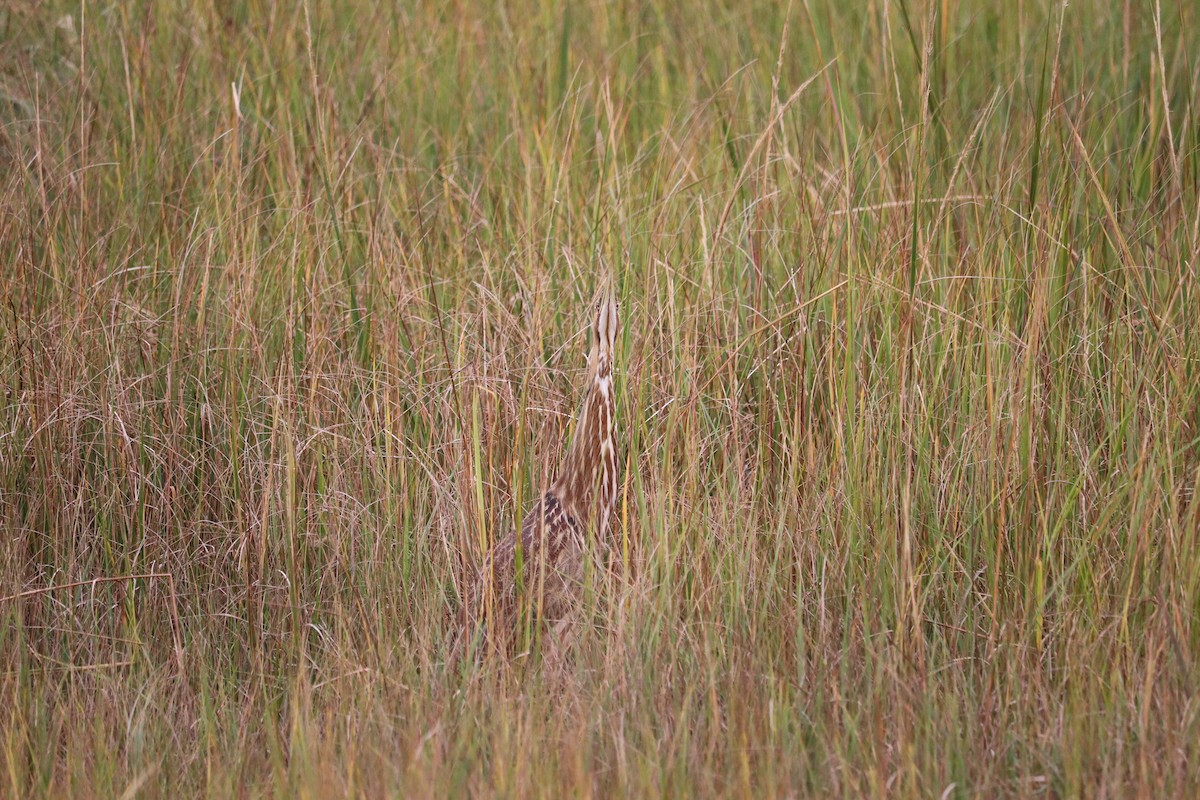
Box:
550;292;618;536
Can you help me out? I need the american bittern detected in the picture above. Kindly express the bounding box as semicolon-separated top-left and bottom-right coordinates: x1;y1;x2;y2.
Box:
478;289;619;642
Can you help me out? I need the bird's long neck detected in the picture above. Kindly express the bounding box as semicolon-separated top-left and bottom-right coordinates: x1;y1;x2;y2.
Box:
551;353;616;534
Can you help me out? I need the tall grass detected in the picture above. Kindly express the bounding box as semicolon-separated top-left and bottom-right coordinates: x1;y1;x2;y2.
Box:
1;0;1198;795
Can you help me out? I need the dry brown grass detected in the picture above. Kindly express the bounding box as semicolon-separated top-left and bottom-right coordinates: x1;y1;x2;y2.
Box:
2;1;1199;796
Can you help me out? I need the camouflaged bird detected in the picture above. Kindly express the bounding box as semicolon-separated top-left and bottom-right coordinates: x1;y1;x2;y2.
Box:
478;289;619;640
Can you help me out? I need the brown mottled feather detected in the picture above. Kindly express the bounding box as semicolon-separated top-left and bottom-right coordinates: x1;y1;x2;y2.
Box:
475;289;619;641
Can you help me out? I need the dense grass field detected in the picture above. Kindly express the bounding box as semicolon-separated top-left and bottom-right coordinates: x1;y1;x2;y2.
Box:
2;0;1199;796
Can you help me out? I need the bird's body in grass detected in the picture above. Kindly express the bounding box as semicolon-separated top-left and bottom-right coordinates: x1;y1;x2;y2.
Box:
478;290;619;642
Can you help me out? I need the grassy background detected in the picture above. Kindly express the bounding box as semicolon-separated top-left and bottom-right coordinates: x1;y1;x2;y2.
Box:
2;0;1198;795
